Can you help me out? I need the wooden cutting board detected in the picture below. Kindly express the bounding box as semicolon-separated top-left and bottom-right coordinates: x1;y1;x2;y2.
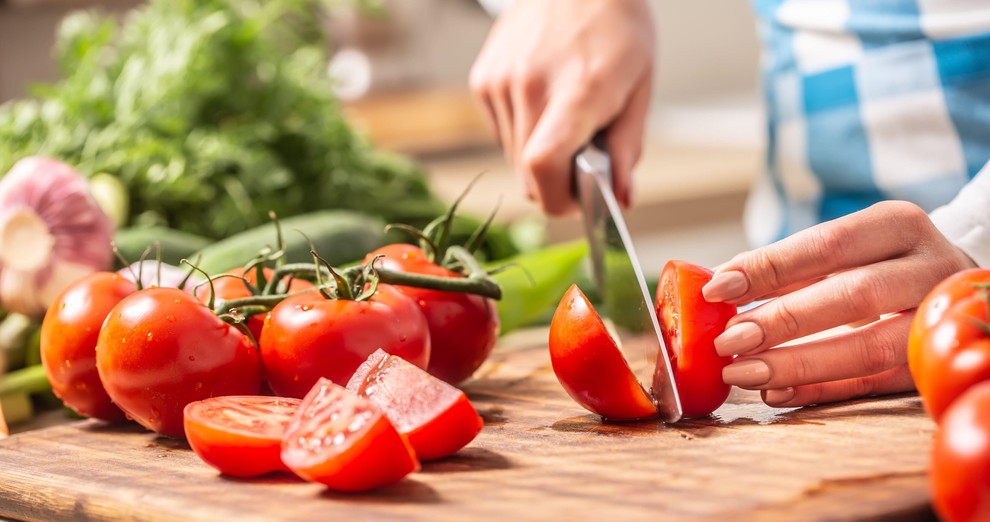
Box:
0;329;938;521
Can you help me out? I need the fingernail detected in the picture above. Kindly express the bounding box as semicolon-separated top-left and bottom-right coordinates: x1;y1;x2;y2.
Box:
703;270;748;302
722;359;771;387
763;387;795;406
714;322;763;357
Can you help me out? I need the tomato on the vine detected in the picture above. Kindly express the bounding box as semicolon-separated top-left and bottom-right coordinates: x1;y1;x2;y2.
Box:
908;268;990;422
656;260;737;418
347;348;484;460
548;284;658;421
366;244;498;385
259;283;430;398
931;381;990;522
281;378;419;492
184;396;301;477
40;272;136;422
96;287;262;438
195;266;312;343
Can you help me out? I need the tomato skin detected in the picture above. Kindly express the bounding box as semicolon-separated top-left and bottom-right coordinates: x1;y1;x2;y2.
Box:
909;269;990;422
656;260;737;419
40;272;136;422
259;284;430;398
96;288;262;438
195;267;312;343
548;284;658;421
347;349;484;461
931;381;990;522
281;378;419;492
366;244;499;385
183;396;301;478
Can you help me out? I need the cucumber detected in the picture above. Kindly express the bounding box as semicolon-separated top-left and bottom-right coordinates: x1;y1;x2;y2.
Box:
192;210;387;275
114;227;213;267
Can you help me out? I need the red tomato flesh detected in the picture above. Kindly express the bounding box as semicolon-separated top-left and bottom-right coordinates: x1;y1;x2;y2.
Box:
346;349;484;461
656;260;737;418
548;284;658;421
184;396;301;477
281;378;419;492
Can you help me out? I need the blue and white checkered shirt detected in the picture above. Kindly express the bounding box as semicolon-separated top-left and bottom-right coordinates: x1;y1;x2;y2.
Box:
747;0;990;266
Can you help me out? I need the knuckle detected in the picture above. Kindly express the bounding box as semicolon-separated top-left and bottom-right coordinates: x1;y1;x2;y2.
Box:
766;302;803;340
860;328;901;375
810;223;855;266
752;249;786;293
512;69;543;98
843;270;887;317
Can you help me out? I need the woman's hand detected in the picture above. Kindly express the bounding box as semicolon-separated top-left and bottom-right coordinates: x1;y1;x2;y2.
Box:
469;0;654;215
702;201;977;408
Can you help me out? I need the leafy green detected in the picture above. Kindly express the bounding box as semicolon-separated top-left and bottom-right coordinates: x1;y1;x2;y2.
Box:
0;0;445;240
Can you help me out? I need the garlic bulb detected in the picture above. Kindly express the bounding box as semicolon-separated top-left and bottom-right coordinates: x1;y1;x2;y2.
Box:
0;157;114;317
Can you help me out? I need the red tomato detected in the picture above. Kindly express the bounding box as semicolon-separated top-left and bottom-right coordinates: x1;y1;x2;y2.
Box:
908;269;990;422
184;396;301;477
548;284;659;421
259;284;430;398
96;287;262;437
281;378;419;492
931;381;990;522
366;244;499;385
195;267;313;343
346;348;484;460
40;272;136;422
656;260;737;418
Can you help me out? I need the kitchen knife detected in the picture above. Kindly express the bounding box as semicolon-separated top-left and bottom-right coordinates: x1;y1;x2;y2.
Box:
574;135;683;423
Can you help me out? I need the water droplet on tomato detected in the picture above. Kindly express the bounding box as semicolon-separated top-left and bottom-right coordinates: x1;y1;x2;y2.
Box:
174;299;181;304
76;382;88;391
65;359;72;368
293;375;300;382
146;333;154;341
194;382;203;391
300;305;313;312
58;302;66;310
188;355;196;362
166;315;175;323
309;322;317;328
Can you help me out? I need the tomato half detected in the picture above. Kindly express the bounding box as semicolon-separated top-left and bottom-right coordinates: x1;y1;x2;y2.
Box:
96;287;262;437
346;348;484;461
195;267;313;343
184;396;301;477
548;284;658;421
40;272;136;422
366;244;499;385
259;284;430;398
656;260;737;418
931;381;990;522
281;378;419;492
908;269;990;422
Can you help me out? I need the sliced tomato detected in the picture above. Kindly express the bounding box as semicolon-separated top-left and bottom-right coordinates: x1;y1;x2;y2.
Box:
548;284;658;421
281;378;419;492
656;260;737;418
183;396;301;478
346;349;484;461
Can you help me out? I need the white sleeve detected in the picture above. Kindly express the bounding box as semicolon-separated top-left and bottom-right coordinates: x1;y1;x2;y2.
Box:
477;0;513;16
930;161;990;268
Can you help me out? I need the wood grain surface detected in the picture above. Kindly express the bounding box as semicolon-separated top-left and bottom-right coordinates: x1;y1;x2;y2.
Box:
0;329;938;522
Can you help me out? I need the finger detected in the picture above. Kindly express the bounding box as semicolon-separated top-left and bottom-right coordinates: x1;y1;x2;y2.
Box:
715;258;937;356
511;74;545;201
491;84;516;168
604;72;651;208
761;363;915;408
522;83;622;215
703;201;933;305
721;312;911;390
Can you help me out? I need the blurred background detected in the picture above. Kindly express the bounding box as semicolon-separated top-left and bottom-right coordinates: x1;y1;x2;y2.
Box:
0;0;762;273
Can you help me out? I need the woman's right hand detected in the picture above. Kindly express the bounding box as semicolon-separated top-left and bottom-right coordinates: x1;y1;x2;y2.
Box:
469;0;655;215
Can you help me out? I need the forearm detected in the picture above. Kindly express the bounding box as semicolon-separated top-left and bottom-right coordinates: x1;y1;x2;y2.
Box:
930;162;990;268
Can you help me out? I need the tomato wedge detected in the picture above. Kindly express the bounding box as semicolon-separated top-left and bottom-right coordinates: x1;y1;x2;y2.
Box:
184;396;301;478
656;260;737;418
346;349;484;461
548;284;658;421
281;378;419;492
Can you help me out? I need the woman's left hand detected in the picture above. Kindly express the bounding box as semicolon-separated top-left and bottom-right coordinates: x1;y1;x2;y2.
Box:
703;201;977;408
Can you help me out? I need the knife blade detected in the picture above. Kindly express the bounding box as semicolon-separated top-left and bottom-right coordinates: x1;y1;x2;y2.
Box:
574;137;682;423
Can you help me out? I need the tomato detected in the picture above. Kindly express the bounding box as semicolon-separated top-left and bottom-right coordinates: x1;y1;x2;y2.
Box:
908;269;990;422
195;266;313;343
96;287;262;437
260;284;430;398
656;260;737;418
931;381;990;522
281;378;419;492
40;272;136;422
548;284;658;421
346;348;484;460
366;244;499;385
184;396;301;477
